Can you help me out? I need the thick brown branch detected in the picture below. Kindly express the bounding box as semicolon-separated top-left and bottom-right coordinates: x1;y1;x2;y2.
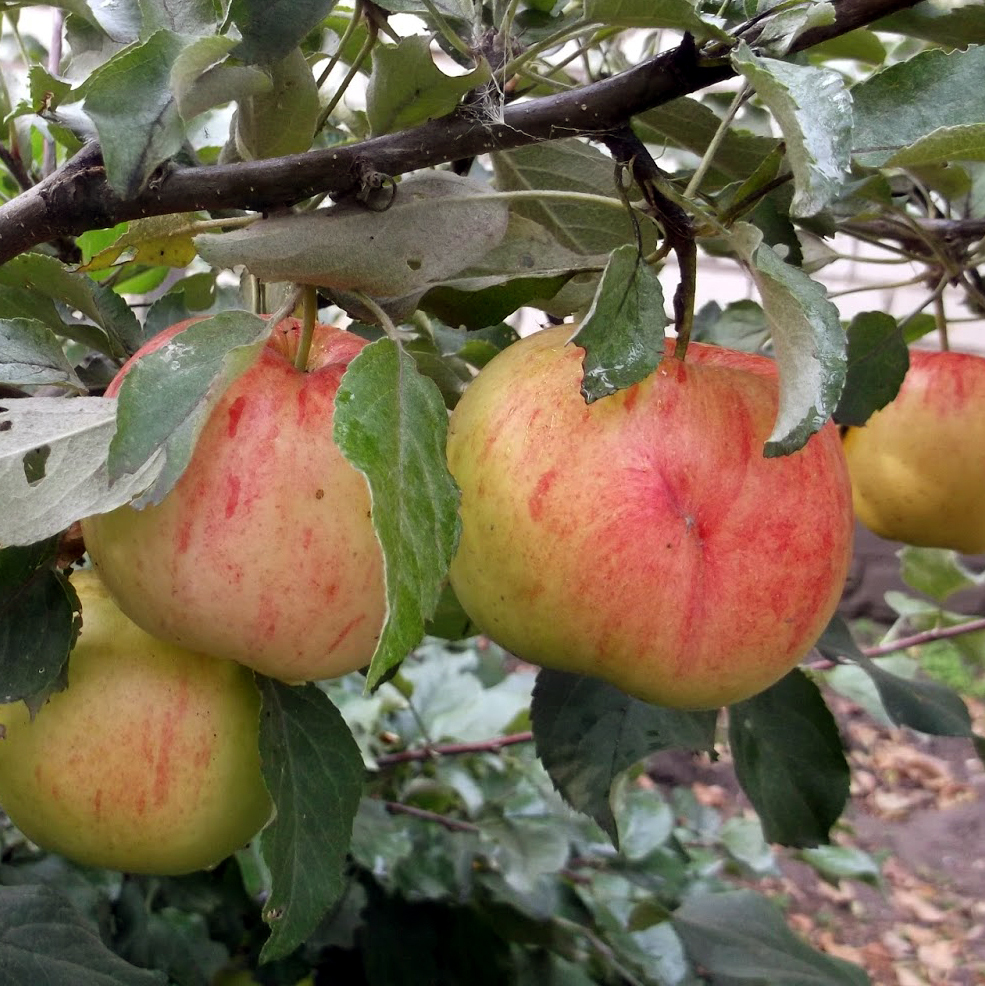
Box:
0;0;922;266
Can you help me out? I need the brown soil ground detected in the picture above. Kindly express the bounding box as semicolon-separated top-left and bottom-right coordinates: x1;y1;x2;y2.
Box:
652;696;985;986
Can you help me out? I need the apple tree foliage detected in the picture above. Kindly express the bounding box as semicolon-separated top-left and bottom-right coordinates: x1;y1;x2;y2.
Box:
0;0;984;982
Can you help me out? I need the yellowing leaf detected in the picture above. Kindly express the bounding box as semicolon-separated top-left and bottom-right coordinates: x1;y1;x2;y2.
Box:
78;215;202;272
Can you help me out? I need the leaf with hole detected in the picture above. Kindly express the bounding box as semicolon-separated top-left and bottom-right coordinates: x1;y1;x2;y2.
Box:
0;399;164;547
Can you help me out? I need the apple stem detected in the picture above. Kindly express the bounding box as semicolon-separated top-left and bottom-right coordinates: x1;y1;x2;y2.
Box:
934;293;950;351
294;285;318;371
354;290;402;343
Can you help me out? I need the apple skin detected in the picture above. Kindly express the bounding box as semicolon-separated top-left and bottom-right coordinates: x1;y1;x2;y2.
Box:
446;327;854;710
0;570;272;875
843;348;985;554
81;318;385;683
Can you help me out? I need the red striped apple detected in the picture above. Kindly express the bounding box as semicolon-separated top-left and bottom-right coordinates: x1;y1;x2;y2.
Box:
843;348;985;554
446;327;854;710
81;318;385;682
0;571;272;874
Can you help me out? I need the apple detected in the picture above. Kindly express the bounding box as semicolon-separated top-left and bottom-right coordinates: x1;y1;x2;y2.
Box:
446;327;854;710
0;570;272;875
81;318;385;683
842;348;985;554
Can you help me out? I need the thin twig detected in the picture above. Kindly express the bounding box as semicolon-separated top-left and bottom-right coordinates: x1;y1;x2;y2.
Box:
383;801;480;832
864;616;985;659
376;730;533;767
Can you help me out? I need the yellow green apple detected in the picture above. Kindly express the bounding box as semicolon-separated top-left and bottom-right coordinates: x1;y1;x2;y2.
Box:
843;348;985;554
81;318;385;683
0;570;272;874
446;326;854;710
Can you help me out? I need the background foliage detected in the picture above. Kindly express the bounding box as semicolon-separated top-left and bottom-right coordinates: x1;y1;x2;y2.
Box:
1;0;984;982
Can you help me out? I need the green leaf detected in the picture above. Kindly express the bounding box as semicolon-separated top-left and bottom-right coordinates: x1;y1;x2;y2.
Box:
0;398;164;546
673;889;869;985
575;872;691;984
754;0;836;55
108;311;270;504
171;35;272;122
886;123;985;168
692;299;771;353
732;42;852;217
372;0;472;17
367;35;490;136
140;0;217;36
584;0;724;36
419;213;609;328
0;541;78;706
530;670;717;844
195;171;509;299
875;3;985;48
492;140;654;256
571;245;667;403
852;45;985;166
0;285;73;344
855;655;976;739
83;30;189;196
229;0;339;64
898;545;980;604
814;613;865;663
729;670;849;847
834;311;909;426
235;47;320;159
635;98;780;185
0;319;85;392
719;815;778;875
730;223;846;455
0;884;166;986
397;645;534;742
0;254;141;359
807;28;886;66
611;777;675;861
333;339;461;690
799;845;881;885
256;679;364;963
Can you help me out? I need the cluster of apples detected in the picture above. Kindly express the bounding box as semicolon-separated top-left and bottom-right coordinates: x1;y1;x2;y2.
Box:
3;312;971;876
